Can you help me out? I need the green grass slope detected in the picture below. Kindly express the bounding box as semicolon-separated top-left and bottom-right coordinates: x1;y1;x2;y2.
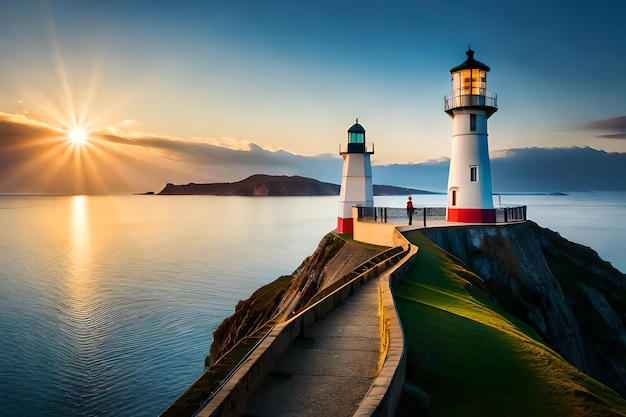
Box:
394;231;626;417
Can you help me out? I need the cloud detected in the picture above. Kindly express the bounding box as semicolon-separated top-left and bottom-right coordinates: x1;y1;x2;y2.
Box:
581;115;626;140
593;134;626;140
0;113;59;141
3;111;624;195
490;146;626;192
95;132;342;181
0;112;342;194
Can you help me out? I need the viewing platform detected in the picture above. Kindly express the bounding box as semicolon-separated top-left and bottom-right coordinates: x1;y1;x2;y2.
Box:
351;205;527;248
356;205;527;227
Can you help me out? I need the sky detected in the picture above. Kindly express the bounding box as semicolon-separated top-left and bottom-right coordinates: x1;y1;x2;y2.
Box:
0;0;625;194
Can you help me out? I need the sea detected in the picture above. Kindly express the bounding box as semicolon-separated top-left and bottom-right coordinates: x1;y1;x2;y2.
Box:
0;192;624;417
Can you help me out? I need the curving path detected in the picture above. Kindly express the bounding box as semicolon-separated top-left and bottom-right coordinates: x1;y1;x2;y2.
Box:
241;276;382;417
194;233;415;417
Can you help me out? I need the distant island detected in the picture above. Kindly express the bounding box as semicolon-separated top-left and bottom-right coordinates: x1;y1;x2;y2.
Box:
157;174;438;196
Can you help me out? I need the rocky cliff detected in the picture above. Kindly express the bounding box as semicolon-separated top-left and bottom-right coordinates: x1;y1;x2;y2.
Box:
206;232;383;366
421;221;626;397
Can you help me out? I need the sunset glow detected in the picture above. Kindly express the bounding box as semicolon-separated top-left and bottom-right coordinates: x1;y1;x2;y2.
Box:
68;127;88;145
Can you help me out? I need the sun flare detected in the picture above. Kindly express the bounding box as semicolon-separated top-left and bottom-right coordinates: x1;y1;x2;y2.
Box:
68;127;88;145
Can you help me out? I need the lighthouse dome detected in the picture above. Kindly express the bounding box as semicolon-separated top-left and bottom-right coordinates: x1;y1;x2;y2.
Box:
348;122;365;134
450;48;490;73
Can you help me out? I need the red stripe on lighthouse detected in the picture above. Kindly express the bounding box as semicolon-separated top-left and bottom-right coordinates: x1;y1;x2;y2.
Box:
447;208;496;223
337;217;354;235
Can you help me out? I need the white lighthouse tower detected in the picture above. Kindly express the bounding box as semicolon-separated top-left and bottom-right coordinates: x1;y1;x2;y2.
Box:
444;48;498;223
337;119;374;236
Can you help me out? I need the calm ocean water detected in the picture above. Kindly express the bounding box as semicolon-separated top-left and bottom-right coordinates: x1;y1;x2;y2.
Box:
0;192;624;416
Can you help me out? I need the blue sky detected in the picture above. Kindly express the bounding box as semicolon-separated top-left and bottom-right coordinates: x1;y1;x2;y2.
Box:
0;1;625;193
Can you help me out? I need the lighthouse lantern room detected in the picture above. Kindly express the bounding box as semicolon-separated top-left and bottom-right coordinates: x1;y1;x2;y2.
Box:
444;48;498;223
337;119;374;236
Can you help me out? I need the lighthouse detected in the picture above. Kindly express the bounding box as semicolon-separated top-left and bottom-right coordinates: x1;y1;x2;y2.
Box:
444;48;498;223
337;119;374;236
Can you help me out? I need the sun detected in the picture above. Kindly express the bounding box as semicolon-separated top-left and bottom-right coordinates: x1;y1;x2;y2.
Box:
68;127;88;145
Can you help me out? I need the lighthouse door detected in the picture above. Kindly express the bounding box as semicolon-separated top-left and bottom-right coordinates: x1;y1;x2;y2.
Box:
449;187;459;207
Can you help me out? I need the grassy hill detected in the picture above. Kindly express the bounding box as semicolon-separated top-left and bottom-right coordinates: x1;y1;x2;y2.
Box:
393;230;626;416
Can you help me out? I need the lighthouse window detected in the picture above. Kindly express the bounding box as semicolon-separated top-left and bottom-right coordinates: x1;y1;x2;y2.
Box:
349;132;364;143
470;166;478;182
479;71;487;92
470;114;477;131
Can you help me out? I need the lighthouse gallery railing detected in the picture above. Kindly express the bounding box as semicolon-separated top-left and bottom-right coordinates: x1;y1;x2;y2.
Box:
444;91;498;111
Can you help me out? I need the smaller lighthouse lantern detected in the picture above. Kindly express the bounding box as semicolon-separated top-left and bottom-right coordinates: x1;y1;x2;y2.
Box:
337;119;374;236
347;120;366;153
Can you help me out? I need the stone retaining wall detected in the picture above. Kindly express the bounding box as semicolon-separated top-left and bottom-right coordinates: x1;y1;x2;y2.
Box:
354;236;418;417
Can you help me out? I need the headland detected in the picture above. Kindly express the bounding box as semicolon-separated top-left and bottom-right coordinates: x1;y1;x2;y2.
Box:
157;174;437;196
163;217;626;416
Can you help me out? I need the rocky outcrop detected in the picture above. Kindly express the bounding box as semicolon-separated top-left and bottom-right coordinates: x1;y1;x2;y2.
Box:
206;232;382;366
159;174;340;196
421;221;626;397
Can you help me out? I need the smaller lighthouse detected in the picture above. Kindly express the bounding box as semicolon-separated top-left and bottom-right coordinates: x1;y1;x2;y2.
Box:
337;119;374;236
444;48;498;223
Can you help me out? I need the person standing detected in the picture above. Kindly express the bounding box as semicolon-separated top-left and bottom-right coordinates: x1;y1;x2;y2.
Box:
406;196;414;225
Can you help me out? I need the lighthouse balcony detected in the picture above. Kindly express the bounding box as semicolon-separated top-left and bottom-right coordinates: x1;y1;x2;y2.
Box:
339;143;375;154
444;91;498;115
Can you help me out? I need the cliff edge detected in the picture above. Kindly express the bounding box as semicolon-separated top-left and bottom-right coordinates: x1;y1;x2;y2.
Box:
420;221;626;398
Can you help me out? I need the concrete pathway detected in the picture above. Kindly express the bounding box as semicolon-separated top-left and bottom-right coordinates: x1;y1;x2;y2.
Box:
241;277;381;417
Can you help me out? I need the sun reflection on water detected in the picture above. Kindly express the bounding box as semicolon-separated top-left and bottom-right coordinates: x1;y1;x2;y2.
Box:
65;196;97;331
70;195;90;266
